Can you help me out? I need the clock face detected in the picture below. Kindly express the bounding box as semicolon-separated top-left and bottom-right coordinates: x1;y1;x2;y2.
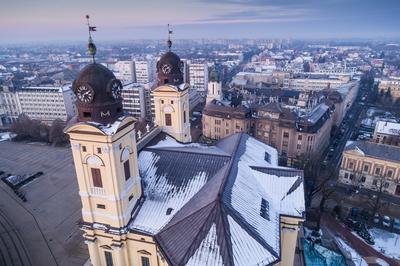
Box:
76;85;94;103
111;80;122;99
162;64;172;74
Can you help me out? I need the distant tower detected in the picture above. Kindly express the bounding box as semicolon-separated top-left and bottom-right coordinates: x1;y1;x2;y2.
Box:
206;66;222;104
65;16;141;266
153;25;191;143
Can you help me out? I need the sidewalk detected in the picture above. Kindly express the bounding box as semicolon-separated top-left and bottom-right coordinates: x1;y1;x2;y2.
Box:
321;213;400;266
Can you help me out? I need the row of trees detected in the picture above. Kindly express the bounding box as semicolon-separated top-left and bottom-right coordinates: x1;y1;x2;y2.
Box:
10;114;69;145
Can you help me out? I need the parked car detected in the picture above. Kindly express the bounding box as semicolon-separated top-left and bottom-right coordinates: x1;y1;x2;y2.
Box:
383;216;391;227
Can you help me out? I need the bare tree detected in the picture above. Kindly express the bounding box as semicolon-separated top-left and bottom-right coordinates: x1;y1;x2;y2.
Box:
49;119;68;145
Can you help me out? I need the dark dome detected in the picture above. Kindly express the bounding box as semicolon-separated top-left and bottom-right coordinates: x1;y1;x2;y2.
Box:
157;51;184;86
72;63;123;125
158;51;181;68
75;63;116;96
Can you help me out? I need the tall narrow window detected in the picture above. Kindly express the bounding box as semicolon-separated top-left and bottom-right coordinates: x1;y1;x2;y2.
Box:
105;251;113;266
165;113;172;126
91;168;103;188
183;111;186;123
141;256;150;266
124;160;131;181
260;198;269;220
264;152;271;163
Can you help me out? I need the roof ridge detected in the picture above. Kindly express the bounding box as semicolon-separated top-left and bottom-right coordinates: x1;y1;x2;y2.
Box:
217;133;244;196
159;201;217;233
144;146;231;157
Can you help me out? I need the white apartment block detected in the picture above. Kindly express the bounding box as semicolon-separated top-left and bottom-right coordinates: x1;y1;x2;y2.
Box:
122;83;153;120
17;85;76;124
188;61;209;96
113;61;135;85
0;85;21;124
288;77;350;91
134;59;156;84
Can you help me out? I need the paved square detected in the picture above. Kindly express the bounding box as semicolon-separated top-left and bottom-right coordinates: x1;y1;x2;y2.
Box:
0;141;88;266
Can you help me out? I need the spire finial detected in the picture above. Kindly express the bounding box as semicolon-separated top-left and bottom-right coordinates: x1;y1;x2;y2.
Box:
167;24;173;51
86;15;97;63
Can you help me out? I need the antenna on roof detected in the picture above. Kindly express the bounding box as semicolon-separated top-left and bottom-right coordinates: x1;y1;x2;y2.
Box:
86;15;97;63
167;24;173;51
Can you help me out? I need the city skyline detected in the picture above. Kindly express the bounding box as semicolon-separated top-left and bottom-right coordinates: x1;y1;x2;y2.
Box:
1;0;400;44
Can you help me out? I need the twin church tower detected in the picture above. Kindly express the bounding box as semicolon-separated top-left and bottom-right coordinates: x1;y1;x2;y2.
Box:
65;28;191;265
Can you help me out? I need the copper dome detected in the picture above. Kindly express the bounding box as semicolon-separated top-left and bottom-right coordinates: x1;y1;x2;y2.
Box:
72;63;123;125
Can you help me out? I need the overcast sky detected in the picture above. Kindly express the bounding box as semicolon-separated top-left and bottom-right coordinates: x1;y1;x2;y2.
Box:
1;0;400;43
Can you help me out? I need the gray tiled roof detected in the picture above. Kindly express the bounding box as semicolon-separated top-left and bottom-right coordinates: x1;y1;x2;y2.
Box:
344;141;400;163
131;133;305;266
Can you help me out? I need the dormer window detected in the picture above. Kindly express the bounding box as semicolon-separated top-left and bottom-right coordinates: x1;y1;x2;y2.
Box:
264;152;271;163
166;208;173;215
260;198;269;220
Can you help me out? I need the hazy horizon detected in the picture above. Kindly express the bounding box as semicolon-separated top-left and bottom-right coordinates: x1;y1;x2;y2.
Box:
1;0;400;44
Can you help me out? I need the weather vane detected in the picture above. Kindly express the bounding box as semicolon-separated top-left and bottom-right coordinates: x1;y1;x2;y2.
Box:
167;24;173;51
86;15;97;63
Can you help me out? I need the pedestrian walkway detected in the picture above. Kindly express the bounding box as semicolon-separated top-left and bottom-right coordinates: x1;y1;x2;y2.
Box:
321;213;400;266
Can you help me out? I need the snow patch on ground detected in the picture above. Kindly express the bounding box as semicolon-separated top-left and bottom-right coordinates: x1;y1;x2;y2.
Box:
334;237;368;266
369;228;400;260
0;132;15;142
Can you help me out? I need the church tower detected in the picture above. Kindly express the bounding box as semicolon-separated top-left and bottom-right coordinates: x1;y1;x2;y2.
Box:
206;66;222;104
65;17;142;266
152;29;191;143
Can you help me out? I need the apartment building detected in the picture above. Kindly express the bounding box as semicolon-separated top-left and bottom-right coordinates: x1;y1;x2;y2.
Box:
113;60;135;85
254;102;333;158
121;83;153;120
378;77;400;102
203;100;333;159
17;85;76;124
202;101;252;139
134;59;156;84
339;141;400;197
288;73;351;91
373;120;400;146
0;84;21;124
188;61;209;95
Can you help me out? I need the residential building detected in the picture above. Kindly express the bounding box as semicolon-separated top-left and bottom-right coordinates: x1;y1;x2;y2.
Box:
121;83;153;120
17;85;76;124
339;141;400;197
65;45;305;266
378;77;400;102
113;60;135;85
134;59;156;84
0;84;21;124
373;120;400;146
254;102;333;158
203;100;333;159
188;61;209;96
288;73;351;91
202;101;252;139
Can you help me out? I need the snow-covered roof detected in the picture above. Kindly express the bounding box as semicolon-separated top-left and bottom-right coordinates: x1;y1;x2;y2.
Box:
130;133;305;265
374;120;400;136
